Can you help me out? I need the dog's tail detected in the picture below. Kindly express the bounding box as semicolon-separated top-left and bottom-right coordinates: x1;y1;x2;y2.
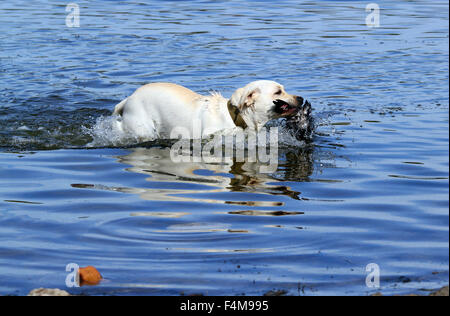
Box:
113;98;128;116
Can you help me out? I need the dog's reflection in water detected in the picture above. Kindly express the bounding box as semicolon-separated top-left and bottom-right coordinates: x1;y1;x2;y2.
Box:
72;146;314;205
125;146;312;202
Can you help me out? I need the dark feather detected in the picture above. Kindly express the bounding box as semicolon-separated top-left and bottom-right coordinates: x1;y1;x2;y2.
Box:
284;100;314;141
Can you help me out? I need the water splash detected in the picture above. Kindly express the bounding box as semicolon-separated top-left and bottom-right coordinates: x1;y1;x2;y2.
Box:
0;103;320;151
85;114;317;149
84;115;143;148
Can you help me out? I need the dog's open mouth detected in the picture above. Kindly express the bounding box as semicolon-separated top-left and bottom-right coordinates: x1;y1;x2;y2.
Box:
273;99;299;117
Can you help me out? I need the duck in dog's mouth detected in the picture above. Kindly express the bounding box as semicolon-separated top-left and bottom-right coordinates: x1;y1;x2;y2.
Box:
283;99;314;141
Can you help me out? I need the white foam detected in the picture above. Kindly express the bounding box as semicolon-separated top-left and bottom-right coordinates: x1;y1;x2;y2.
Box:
85;115;144;148
278;126;308;147
85;115;311;149
17;125;31;131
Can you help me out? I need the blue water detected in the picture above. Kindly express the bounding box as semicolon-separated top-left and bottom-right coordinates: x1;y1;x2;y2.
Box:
0;0;448;296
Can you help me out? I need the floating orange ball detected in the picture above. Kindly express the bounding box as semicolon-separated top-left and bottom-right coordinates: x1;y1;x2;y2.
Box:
78;266;102;286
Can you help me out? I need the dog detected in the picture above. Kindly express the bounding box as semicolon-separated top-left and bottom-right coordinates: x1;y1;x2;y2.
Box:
113;80;307;140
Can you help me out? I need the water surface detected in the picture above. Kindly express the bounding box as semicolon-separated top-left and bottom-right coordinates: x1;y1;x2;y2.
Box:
0;0;448;296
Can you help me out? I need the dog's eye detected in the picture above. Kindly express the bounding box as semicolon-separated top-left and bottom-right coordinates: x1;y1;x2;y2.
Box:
275;90;282;95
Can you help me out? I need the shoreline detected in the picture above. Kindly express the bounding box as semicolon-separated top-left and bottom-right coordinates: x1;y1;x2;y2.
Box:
371;285;449;297
24;285;449;297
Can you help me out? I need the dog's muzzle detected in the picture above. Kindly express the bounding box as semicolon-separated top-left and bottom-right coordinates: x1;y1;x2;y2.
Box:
273;98;302;117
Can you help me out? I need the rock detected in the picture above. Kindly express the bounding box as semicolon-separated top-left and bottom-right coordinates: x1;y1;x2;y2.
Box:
430;286;449;296
263;290;288;296
371;285;449;297
28;288;71;296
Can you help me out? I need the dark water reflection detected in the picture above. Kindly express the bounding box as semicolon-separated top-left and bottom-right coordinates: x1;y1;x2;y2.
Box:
0;0;448;295
72;146;315;208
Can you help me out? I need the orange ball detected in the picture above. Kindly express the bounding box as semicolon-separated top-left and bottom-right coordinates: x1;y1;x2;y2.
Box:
78;266;102;286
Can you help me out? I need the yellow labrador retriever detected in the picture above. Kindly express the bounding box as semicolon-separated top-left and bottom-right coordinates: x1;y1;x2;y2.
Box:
113;80;304;140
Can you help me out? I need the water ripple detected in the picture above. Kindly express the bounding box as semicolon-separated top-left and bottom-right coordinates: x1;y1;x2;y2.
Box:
0;0;448;296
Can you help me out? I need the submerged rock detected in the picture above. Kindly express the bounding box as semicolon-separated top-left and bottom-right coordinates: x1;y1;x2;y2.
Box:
429;286;449;296
371;285;449;297
28;288;71;296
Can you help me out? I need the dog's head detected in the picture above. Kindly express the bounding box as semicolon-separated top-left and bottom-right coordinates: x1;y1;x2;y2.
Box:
230;80;304;131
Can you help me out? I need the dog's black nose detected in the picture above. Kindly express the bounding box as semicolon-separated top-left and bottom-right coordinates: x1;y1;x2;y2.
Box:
296;96;304;105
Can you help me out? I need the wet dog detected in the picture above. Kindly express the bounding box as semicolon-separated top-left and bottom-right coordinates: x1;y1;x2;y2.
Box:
113;80;311;140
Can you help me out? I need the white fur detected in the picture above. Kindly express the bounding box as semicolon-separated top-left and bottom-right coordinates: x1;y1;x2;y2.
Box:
113;80;299;140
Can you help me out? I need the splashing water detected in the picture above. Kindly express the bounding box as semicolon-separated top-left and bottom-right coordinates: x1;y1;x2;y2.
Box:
84;113;316;150
84;115;142;148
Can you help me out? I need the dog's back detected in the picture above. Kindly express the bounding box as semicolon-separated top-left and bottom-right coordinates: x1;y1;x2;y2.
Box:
112;83;234;140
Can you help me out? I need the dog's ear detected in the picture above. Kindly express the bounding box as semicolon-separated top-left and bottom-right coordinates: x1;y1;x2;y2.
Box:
231;87;260;111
